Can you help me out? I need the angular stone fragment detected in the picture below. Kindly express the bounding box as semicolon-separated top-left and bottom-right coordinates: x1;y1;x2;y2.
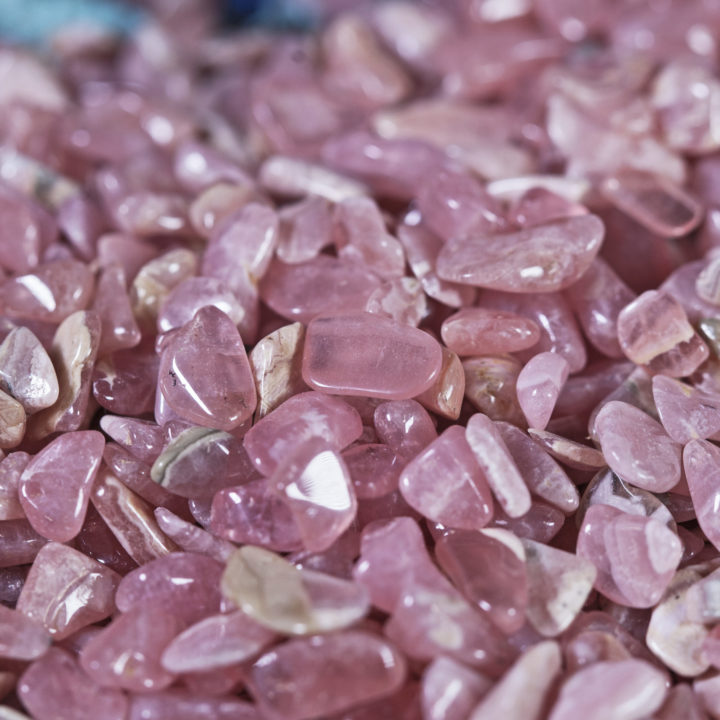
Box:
374;399;437;464
515;352;569;430
653;375;720;443
441;308;540;356
0;604;51;661
685;440;720;551
415;346;465;420
421;657;491;720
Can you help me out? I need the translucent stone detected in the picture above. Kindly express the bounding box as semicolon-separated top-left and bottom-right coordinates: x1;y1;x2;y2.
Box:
261;256;381;325
94;343;158;417
489;502;564;543
74;504;137;576
277;196;333;264
441;308;540;357
399;426;494;530
555;360;633;418
99;415;164;465
0;604;51;660
421;656;491;720
80;605;182;691
463;356;526;427
0;451;29;520
436;215;604;292
127;691;261;720
617;290;709;376
373;399;437;465
469;641;561;720
174;140;251;193
365;277;427;328
221;545;369;635
466;414;531;519
416;346;465;421
92;264;141;356
249;631;406;720
0;327;58;414
685;440;720;551
601;169;703;237
268;438;356;553
18;648;128;720
189;182;258;238
343;443;400;498
0;519;47;567
154;508;236;563
244;391;362;476
653;375;720;443
522;538;597;637
18;430;104;542
527;428;606;471
547;659;667;720
0;390;24;449
303;313;442;399
655;685;707;720
158;306;257;430
515;352;570;430
17;542;120;639
696;256;720;305
594;400;681;492
507;186;587;228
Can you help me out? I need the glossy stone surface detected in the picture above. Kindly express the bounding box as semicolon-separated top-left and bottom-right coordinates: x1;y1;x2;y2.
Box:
421;657;491;720
154;507;235;563
127;691;261;720
0;390;24;449
0;451;30;520
441;308;540;356
93;264;141;355
463;355;526;426
415;346;465;420
515;352;570;430
653;375;720;443
685;440;720;551
303;313;442;399
0;604;51;661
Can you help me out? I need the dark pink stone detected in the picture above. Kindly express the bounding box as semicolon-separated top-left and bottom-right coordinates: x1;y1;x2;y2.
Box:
0;518;47;567
158;306;257;430
244;391;362;476
18;430;104;542
92;264;141;355
303;312;442;399
74;504;138;576
0;604;51;660
489;502;565;544
93;343;158;416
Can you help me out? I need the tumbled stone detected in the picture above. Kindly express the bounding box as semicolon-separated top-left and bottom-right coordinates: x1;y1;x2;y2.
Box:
594;400;681;492
99;415;164;464
0;518;47;567
343;443;400;499
515;352;569;430
0;327;58;414
653;375;720;443
523;538;597;637
490;502;565;543
93;264;141;355
127;691;261;720
0;390;24;449
463;355;526;426
441;308;540;356
221;545;369;635
0;451;29;520
277;196;333;264
655;684;708;720
0;604;51;661
244;391;362;476
416;346;465;420
158;306;256;430
154;508;235;563
365;277;426;328
696;256;720;306
436;215;604;292
249;631;406;720
303;312;442;399
374;399;437;465
421;656;491;720
94;343;158;417
685;440;720;551
399;424;494;529
17;542;120;639
18;430;104;542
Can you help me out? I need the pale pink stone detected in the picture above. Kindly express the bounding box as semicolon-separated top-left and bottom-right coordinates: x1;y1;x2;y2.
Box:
244;391;362;476
441;308;540;356
373;399;437;465
515;352;569;430
617;290;709;376
0;604;51;661
154;508;236;563
269;438;356;553
80;605;182;692
463;355;526;427
303;312;442;399
507;187;587;228
399;426;493;530
466;414;532;518
660;260;720;324
365;277;427;327
128;691;261;720
555;360;633;418
342;443;399;498
564;257;636;358
74;504;137;576
548;659;667;720
696;256;720;305
18;430;104;542
92;264;141;355
693;676;720;720
436;215;604;292
277;196;333;264
0;327;58;414
173;140;251;193
653;375;720;443
470;641;561;720
189;182;259;238
684;440;720;551
421;657;491;720
0;451;30;520
159;306;257;430
0;519;47;567
17;542;120;639
0;390;24;449
527;430;605;470
594;400;681;492
99;415;164;464
416;346;465;421
18;648;128;720
250;631;406;720
109;191;191;237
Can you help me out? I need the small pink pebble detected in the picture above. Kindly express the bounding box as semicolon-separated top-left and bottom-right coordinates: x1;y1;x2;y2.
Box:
515;352;570;430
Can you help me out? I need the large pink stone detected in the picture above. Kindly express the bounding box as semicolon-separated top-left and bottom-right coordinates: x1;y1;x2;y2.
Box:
399;426;494;530
436;215;604;292
0;604;51;661
594;400;681;492
17;542;120;639
18;430;104;542
653;375;720;444
421;656;491;720
18;648;128;720
243;391;362;476
302;312;442;399
547;659;667;720
685;440;720;551
158;306;257;430
577;504;683;608
515;352;570;430
249;631;406;720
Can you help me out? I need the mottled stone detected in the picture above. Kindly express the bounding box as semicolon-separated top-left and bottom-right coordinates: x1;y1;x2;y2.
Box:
0;451;29;520
416;346;465;420
463;355;526;427
653;375;720;443
421;657;491;720
441;308;540;356
0;518;47;567
0;604;51;660
366;276;427;327
0;390;24;449
515;352;569;430
154;508;235;563
99;415;164;464
685;440;720;552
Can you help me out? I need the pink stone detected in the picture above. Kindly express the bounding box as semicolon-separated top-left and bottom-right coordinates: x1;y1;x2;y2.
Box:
127;691;262;720
463;355;526;426
244;391;362;476
74;504;137;576
555;360;633;419
249;631;407;720
18;430;104;542
158;306;257;430
684;440;720;551
399;426;494;530
260;255;381;324
99;415;164;464
373;399;437;465
594;400;681;492
0;259;93;323
80;605;182;692
496;422;579;513
696;256;720;305
110;191;191;237
617;290;709;376
436;530;527;633
116;552;223;625
97;232;156;284
564;257;636;358
342;443;400;498
508;187;587;228
57;193;105;261
577;505;683;608
17;542;120;639
268;438;356;553
653;375;720;444
466;414;532;518
655;685;707;720
515;352;570;430
436;215;604;292
161;610;275;674
92;264;141;355
421;657;491;720
0;604;51;660
490;502;565;543
601;169;703;238
547;659;667;720
154;508;236;563
189;182;259;238
0;518;47;567
365;277;427;327
441;308;540;357
173;140;252;193
277;196;333;264
0;390;25;449
416;346;465;421
0;451;30;520
0;327;58;414
18;648;128;720
302;312;442;399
